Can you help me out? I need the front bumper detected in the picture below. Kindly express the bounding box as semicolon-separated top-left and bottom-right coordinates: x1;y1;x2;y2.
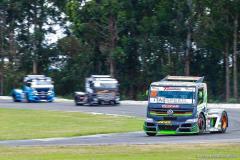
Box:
144;120;199;135
28;94;54;102
75;96;87;104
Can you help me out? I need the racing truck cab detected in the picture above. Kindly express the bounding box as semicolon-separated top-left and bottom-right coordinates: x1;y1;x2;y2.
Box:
12;75;55;102
144;76;228;136
74;75;120;105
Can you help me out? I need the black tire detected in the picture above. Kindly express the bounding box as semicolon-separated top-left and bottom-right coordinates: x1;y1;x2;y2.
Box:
74;98;79;106
220;111;228;133
75;101;78;106
110;100;115;105
100;100;105;105
198;113;206;134
26;94;31;103
146;132;157;136
75;101;83;106
12;95;18;102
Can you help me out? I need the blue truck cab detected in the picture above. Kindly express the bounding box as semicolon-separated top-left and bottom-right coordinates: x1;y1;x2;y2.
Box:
144;76;228;136
12;75;55;102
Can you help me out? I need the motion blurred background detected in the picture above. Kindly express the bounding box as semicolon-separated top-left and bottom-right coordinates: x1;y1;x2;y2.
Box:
0;0;240;102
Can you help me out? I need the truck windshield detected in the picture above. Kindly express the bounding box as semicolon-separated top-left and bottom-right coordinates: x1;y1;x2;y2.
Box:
158;91;195;104
150;86;195;104
33;81;52;85
159;91;194;99
95;83;117;89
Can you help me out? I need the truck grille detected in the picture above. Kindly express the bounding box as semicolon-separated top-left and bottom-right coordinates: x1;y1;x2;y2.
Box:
150;108;193;117
35;88;49;96
97;91;115;100
158;125;179;131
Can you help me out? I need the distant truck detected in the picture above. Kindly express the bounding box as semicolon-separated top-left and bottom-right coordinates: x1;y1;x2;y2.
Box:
12;75;55;102
144;76;228;136
74;75;120;105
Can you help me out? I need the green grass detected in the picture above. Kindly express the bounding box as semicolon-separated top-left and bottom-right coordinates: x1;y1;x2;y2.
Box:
0;108;143;140
0;143;240;160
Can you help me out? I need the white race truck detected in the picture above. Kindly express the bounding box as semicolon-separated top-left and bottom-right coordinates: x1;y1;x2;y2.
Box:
74;75;120;105
144;76;228;136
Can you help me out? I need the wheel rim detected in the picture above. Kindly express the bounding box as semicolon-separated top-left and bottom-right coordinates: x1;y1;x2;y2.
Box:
222;114;227;129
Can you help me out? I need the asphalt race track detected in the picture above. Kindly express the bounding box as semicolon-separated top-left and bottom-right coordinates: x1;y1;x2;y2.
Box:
0;99;240;146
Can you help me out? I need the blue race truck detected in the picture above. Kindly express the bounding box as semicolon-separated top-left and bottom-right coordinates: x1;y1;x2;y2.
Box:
12;75;55;102
144;76;228;136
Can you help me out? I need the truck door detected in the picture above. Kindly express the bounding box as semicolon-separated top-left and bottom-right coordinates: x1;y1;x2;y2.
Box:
198;88;204;108
85;79;93;94
197;87;207;111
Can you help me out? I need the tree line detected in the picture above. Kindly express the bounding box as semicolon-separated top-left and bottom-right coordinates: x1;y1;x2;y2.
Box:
0;0;240;101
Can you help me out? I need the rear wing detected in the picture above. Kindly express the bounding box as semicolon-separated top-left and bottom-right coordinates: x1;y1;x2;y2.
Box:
161;75;204;83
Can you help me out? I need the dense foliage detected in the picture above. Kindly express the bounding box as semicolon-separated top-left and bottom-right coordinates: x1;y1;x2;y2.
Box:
0;0;240;101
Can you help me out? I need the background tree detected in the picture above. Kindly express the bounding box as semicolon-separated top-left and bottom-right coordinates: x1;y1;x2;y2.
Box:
0;0;240;102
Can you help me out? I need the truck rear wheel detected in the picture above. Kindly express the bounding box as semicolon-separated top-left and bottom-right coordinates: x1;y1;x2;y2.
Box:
75;101;83;106
198;113;206;134
220;111;228;133
74;98;81;106
12;95;18;102
146;132;157;136
26;94;30;103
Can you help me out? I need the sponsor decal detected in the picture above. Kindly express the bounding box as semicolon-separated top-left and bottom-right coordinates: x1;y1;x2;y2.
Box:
97;90;109;93
158;86;195;92
162;104;179;108
164;87;181;91
158;121;171;124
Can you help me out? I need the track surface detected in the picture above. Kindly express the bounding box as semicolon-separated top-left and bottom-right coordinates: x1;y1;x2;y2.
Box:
0;99;240;146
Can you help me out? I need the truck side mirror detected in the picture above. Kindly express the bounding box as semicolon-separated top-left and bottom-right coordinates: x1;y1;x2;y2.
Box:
146;90;149;96
26;82;31;87
89;82;94;88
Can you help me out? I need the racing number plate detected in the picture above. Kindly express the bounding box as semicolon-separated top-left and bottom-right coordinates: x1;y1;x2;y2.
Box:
158;121;171;124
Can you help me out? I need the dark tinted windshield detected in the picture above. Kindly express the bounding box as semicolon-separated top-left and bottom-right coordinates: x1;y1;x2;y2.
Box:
149;86;196;104
94;83;117;89
33;81;52;85
159;91;194;99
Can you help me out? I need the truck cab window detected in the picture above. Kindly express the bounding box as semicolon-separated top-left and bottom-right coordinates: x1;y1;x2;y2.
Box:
198;88;204;105
89;81;93;88
26;81;31;87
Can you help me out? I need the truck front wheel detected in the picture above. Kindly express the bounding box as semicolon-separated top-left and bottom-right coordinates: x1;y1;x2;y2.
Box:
220;111;228;133
26;94;31;103
146;132;157;136
12;94;18;102
198;113;206;134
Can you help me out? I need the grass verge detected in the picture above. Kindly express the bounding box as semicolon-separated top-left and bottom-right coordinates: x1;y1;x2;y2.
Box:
0;108;143;140
0;143;240;160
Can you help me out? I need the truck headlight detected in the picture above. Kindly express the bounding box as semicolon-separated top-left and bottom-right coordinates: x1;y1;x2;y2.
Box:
185;118;198;123
33;90;38;95
48;91;52;95
146;118;154;123
48;89;54;95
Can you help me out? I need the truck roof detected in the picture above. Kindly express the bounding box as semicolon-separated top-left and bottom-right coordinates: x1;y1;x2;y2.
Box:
162;75;204;82
151;81;204;87
24;75;51;82
91;75;111;78
88;75;118;82
151;76;205;87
